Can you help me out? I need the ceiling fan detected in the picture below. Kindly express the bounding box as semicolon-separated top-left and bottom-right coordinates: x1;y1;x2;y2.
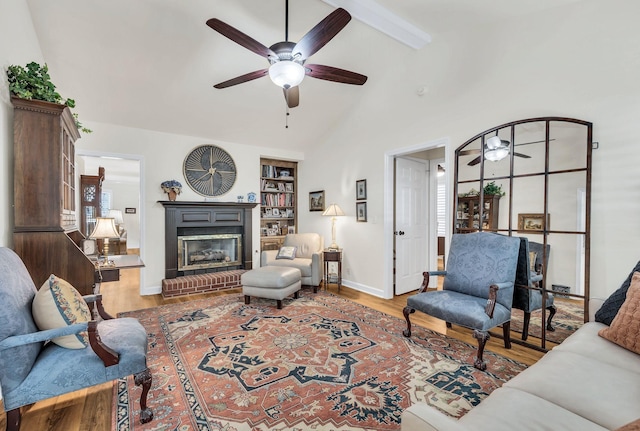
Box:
206;0;368;108
460;137;553;166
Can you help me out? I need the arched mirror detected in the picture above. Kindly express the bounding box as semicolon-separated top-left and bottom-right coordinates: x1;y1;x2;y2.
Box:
454;117;592;350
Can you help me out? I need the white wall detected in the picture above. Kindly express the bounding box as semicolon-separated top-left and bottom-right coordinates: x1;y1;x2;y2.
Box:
77;121;304;294
298;0;640;301
0;0;46;247
3;0;640;304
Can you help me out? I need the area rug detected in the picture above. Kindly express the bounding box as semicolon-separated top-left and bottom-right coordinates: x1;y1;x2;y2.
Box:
510;299;585;344
114;291;526;431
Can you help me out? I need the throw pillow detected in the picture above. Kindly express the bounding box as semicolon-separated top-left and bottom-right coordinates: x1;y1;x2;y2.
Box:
529;251;537;272
595;260;640;325
598;271;640;355
615;418;640;431
276;246;297;260
32;274;91;349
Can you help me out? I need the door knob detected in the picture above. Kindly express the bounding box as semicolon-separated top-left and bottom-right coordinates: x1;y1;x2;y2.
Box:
397;231;405;236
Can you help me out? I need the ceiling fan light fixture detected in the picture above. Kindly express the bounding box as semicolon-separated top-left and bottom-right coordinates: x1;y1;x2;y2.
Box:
268;61;305;88
485;147;510;162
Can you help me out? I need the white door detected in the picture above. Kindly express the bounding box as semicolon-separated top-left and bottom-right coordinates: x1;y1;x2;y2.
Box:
395;157;428;294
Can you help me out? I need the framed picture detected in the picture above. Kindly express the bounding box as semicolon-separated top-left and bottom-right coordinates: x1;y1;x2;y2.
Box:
518;213;549;231
356;179;367;200
356;202;367;222
309;190;325;211
125;207;136;214
288;225;296;234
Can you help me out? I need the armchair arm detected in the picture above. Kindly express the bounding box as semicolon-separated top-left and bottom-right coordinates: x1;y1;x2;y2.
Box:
0;323;88;350
417;271;447;293
484;281;514;318
83;294;114;320
261;250;279;266
88;320;119;366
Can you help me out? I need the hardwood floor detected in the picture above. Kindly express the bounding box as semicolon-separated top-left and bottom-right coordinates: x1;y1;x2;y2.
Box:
1;268;545;431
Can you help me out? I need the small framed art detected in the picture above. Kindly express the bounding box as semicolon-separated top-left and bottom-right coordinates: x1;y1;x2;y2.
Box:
309;190;325;211
518;213;549;231
356;179;367;200
356;202;367;222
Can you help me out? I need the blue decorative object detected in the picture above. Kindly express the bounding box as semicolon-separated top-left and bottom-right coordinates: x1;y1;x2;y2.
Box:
247;192;256;203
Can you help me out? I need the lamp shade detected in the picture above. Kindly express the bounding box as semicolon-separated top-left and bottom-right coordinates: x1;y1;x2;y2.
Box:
89;217;120;240
269;61;305;88
322;204;345;217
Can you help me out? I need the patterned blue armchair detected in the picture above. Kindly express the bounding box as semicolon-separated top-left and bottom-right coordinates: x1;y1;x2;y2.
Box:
513;238;556;340
0;247;153;431
403;232;520;370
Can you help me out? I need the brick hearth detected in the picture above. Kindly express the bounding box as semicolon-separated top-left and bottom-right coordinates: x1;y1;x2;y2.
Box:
161;270;247;298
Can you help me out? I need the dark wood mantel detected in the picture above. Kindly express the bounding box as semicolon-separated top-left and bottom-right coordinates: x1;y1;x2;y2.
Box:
160;201;258;279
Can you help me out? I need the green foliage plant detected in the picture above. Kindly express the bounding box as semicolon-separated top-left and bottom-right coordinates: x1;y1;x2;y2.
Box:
7;62;91;133
483;181;505;197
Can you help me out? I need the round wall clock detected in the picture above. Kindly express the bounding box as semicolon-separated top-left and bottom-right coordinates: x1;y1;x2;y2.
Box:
183;145;237;196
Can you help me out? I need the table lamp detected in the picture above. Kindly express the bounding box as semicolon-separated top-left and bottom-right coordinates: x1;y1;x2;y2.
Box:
108;209;125;234
322;204;345;250
90;217;120;257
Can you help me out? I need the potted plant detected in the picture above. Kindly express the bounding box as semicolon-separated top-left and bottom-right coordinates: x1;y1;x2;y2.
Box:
483;181;505;197
6;61;91;133
161;180;182;201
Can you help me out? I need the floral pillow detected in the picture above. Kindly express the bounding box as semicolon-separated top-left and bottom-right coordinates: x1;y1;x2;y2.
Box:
32;274;91;349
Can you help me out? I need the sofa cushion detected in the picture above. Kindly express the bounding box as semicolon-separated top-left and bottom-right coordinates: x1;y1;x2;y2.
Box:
32;274;91;349
504;349;640;430
460;387;607;431
554;322;640;374
595;260;640;325
599;271;640;354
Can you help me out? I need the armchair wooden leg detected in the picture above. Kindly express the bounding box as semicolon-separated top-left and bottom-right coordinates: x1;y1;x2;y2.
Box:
522;312;531;341
402;306;415;337
502;321;512;349
6;408;20;431
546;305;557;331
134;368;154;424
472;330;489;371
244;295;251;305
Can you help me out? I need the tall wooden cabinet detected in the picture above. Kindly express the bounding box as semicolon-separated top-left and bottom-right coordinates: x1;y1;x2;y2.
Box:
260;158;297;250
80;167;105;236
455;195;501;233
12;97;96;295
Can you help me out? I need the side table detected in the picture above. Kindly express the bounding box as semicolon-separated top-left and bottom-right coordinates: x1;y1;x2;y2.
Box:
323;249;342;291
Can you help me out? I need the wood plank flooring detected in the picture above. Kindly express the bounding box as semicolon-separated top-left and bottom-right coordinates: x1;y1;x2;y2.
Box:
1;267;545;431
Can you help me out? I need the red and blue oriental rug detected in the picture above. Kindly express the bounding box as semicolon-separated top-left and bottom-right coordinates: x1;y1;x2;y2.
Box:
114;291;526;430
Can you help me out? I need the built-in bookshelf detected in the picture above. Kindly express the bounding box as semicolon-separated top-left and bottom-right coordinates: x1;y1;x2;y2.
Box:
260;158;297;250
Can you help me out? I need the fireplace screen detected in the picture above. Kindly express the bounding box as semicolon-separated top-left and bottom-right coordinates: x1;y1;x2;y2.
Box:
178;233;242;271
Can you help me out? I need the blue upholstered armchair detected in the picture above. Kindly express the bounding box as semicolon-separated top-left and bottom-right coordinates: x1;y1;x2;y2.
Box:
403;232;521;370
0;247;153;431
513;238;556;340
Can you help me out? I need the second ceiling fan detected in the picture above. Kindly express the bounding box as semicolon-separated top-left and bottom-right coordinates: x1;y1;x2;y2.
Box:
207;0;368;108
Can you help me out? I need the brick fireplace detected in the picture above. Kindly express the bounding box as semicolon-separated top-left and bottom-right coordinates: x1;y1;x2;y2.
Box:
160;201;257;297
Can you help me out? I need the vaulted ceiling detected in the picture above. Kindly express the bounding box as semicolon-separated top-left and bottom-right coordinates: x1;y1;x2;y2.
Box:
26;0;583;152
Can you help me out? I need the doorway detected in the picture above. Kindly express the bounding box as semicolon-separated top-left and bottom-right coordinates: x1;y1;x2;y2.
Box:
77;150;145;289
383;138;450;299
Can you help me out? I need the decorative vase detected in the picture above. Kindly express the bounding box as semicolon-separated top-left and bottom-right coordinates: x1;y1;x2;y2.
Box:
167;190;177;201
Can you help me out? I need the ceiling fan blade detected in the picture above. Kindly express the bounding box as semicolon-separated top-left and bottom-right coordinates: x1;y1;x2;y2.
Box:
207;18;276;58
305;64;367;85
459;149;481;156
283;86;299;108
213;69;269;89
292;8;351;60
468;156;481;166
514;152;531;159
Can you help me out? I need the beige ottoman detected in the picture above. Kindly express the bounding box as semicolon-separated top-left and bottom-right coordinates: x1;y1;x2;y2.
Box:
241;266;302;309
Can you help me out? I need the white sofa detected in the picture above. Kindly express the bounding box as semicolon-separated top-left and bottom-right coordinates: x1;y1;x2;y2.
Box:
401;298;640;431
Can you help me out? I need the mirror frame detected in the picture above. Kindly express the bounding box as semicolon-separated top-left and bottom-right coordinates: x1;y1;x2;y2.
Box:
453;117;592;350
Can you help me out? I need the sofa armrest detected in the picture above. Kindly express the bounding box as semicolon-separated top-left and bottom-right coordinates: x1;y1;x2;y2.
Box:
401;403;466;431
310;251;323;286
